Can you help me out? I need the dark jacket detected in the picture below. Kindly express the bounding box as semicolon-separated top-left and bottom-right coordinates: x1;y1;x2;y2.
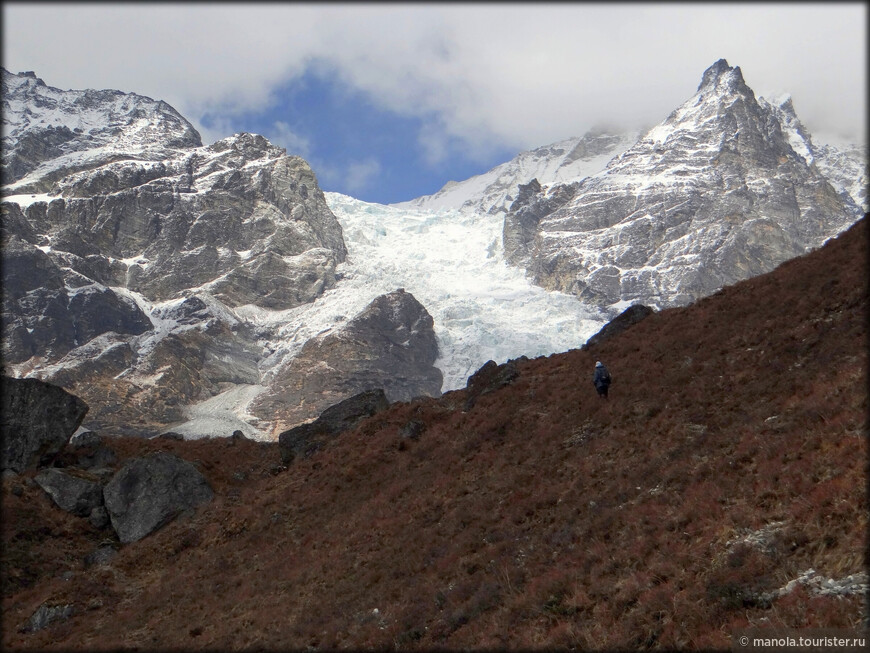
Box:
593;365;612;388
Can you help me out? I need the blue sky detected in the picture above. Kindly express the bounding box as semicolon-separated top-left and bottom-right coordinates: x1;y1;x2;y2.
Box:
2;4;866;204
200;67;518;204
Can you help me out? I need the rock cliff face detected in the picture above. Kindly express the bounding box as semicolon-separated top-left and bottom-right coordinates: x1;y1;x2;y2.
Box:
1;70;351;436
251;289;442;435
503;60;863;309
759;94;867;214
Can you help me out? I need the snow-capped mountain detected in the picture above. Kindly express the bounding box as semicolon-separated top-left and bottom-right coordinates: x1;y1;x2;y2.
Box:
2;69;201;189
760;94;868;213
812;140;868;214
2;70;608;439
394;128;639;216
501;59;863;309
2;61;864;440
2;70;347;437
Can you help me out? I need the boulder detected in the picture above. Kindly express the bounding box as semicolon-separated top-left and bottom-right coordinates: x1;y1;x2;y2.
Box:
84;544;117;568
278;389;389;464
464;358;523;410
399;420;425;441
1;376;89;472
34;468;103;517
582;304;655;350
229;429;251;445
21;602;74;634
88;505;110;529
59;431;116;469
318;388;391;434
103;451;214;543
253;289;442;428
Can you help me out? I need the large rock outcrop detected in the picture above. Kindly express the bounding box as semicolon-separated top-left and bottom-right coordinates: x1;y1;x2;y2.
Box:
34;468;104;518
1;235;154;364
252;289;442;434
2;69;350;437
102;451;214;543
277;389;390;464
2;129;346;312
504;60;862;309
1;376;89;472
582;304;655;350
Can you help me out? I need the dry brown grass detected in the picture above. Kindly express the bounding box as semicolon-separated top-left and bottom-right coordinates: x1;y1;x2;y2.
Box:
2;218;867;650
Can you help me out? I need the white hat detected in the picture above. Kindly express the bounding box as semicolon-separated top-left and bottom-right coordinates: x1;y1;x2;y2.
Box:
595;361;603;367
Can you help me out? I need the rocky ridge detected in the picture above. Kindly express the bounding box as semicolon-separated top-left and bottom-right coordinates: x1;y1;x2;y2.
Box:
502;59;863;308
2;69;202;189
395;128;639;216
2;70;443;437
758;93;868;214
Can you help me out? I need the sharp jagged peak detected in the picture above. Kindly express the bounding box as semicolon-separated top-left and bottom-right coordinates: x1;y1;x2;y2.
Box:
696;58;749;94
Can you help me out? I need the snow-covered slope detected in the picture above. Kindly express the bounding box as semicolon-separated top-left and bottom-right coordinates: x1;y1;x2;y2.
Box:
2;68;201;190
760;95;868;213
86;193;610;439
395;129;639;216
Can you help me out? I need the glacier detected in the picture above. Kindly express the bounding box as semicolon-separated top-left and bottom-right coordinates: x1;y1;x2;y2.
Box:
239;192;610;395
170;192;610;439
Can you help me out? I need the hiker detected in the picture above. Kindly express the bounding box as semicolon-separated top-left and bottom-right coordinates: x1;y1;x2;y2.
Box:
592;361;612;399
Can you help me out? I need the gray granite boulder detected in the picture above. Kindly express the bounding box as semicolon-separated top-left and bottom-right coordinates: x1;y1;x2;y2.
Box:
464;358;523;411
1;376;88;472
103;451;214;543
278;389;390;464
21;602;74;634
582;304;655;350
35;467;103;517
61;431;117;470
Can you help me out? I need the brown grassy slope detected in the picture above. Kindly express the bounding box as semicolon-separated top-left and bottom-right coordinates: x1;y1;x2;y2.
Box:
2;217;867;650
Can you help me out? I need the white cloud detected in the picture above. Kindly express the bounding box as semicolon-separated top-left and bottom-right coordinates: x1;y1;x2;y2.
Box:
3;2;866;156
344;158;382;194
194;115;237;149
265;121;311;158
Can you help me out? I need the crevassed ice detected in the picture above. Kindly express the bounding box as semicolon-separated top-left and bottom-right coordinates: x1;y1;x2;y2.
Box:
263;193;609;391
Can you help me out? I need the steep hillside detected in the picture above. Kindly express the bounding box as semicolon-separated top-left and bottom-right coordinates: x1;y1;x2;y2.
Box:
3;214;865;649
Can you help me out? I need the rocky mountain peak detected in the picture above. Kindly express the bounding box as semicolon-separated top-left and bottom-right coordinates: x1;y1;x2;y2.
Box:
2;70;354;437
2;69;202;189
503;59;861;310
2;68;44;95
207;132;279;158
696;58;748;94
396;128;639;216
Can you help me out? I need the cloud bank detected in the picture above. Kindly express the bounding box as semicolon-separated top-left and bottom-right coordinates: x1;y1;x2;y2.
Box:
3;3;866;175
